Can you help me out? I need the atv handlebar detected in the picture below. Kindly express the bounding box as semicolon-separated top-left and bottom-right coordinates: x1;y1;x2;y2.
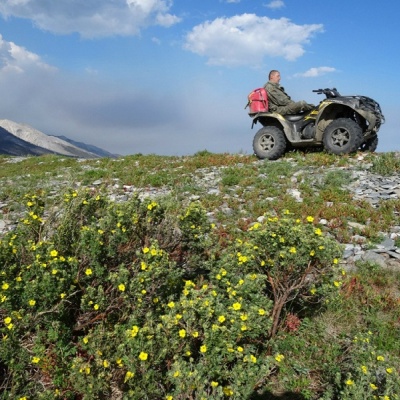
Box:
312;88;341;98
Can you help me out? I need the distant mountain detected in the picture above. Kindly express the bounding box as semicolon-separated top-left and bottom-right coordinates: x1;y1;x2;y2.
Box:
52;135;119;158
0;119;114;158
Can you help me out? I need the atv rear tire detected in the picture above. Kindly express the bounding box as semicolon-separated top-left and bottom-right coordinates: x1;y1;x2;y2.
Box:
253;126;286;160
323;118;363;155
360;135;378;152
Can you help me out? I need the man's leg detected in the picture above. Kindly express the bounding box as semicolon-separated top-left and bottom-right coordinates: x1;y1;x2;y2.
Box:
287;101;315;114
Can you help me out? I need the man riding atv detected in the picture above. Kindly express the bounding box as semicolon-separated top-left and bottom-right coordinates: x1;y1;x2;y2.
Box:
246;71;385;160
264;70;314;115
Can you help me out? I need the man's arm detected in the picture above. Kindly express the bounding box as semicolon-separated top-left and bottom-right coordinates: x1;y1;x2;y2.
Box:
265;82;291;107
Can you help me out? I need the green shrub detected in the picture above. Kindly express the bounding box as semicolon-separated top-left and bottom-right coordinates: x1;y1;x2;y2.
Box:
0;189;344;399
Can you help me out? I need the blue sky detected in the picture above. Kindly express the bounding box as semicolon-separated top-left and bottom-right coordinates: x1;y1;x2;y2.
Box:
0;0;399;156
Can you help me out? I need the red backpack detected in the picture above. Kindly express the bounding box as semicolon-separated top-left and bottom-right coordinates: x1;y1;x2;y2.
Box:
245;88;268;114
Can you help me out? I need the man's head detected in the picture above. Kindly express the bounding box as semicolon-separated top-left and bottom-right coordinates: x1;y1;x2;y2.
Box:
269;70;281;83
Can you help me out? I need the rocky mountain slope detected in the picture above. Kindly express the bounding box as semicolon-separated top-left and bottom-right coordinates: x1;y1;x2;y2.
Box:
0;119;115;158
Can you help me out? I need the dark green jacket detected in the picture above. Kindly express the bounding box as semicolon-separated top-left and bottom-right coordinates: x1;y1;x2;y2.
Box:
264;81;293;111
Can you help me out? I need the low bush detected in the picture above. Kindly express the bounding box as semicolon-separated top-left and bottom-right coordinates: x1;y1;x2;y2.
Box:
1;190;343;399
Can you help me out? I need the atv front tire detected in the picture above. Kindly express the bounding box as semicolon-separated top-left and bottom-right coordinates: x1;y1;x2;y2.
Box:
253;126;286;160
360;135;378;152
323;118;363;155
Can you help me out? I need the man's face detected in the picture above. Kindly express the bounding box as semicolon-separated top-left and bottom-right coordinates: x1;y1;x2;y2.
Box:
270;72;281;83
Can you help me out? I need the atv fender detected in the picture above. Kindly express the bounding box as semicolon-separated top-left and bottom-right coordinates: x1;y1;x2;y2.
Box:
251;112;298;142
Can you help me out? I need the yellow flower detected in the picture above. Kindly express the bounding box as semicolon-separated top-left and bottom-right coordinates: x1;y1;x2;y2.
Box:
386;367;393;374
130;326;140;337
192;331;199;338
345;379;354;386
167;301;175;308
237;346;244;352
250;355;257;363
139;352;148;361
179;329;186;338
211;381;219;387
94;304;99;310
32;356;41;364
306;216;314;222
143;247;150;254
50;250;58;257
377;355;385;362
85;268;93;276
28;299;36;306
369;383;378;390
166;396;173;400
223;387;234;396
361;365;368;374
173;370;180;377
218;315;226;323
141;261;147;270
124;371;134;382
4;317;12;324
200;345;207;353
103;360;110;368
83;336;89;344
289;247;297;254
118;283;126;292
2;283;9;290
310;250;315;256
240;314;248;321
232;302;241;311
275;354;284;362
314;228;322;236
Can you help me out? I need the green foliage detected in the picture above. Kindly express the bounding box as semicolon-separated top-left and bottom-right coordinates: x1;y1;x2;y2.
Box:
1;152;400;399
336;332;400;399
0;189;343;399
220;167;243;187
370;152;400;175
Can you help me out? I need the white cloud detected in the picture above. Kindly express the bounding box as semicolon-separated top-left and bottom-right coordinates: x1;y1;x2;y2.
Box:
296;66;337;77
0;34;55;73
265;1;285;9
0;0;181;38
184;14;323;66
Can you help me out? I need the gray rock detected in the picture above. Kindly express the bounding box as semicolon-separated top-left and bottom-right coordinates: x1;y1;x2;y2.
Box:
362;251;387;268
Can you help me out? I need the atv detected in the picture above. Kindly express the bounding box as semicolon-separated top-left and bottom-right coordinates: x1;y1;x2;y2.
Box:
246;88;385;160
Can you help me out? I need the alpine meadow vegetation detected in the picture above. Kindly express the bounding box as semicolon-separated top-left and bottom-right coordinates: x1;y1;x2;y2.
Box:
0;151;399;399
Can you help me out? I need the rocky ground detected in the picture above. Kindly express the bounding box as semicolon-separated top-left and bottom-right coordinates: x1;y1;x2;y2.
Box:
1;154;400;273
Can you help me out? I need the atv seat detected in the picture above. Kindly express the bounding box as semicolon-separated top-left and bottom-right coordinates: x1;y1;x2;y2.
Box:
284;114;305;122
